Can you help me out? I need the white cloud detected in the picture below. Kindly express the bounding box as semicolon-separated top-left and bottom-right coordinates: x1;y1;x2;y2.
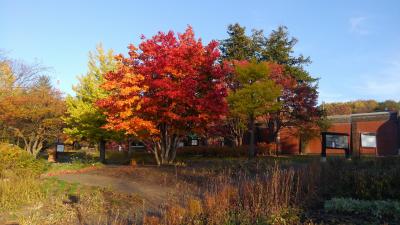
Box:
349;16;369;35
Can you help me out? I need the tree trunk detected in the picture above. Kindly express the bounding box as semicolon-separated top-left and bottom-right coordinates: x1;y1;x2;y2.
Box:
249;115;256;158
227;116;245;148
127;139;134;158
99;139;106;163
267;116;282;155
233;136;243;148
233;138;239;147
153;142;161;166
155;124;180;165
168;136;179;164
151;135;179;166
21;135;43;157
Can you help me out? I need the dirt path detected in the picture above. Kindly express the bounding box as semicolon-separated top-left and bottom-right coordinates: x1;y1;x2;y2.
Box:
55;165;175;208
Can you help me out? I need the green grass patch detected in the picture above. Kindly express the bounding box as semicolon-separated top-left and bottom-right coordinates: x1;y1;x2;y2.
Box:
44;150;103;174
45;161;103;174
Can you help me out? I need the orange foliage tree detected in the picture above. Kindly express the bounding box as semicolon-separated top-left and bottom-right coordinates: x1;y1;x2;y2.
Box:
98;27;229;165
0;76;65;156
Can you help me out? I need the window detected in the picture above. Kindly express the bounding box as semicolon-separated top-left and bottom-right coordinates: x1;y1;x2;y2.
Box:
361;133;377;148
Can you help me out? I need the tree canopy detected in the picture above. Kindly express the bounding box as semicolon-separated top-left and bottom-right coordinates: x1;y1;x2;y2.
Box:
64;44;119;162
228;60;281;157
0;72;65;156
323;99;400;116
220;23;320;147
98;27;229;165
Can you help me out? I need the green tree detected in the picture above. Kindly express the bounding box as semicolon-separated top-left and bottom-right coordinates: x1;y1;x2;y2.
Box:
221;24;312;73
220;23;265;146
221;24;320;149
262;26;310;67
220;23;260;61
228;61;281;157
64;44;120;163
263;26;317;86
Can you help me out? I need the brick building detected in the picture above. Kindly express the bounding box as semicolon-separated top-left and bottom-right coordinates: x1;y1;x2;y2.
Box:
277;111;400;156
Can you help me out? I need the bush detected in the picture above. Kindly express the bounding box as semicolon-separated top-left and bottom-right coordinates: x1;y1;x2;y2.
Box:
320;158;400;200
0;143;48;177
324;198;400;223
177;146;249;158
0;143;50;211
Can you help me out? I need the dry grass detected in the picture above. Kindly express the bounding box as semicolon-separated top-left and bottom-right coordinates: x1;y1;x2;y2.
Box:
0;174;47;211
10;182;145;225
143;162;319;225
4;147;399;224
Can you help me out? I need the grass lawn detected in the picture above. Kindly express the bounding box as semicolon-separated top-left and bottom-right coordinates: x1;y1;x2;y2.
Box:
43;151;104;175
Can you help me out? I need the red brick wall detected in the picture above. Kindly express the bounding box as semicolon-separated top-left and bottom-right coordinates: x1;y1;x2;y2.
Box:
278;117;399;156
305;123;351;155
356;120;398;155
279;127;299;154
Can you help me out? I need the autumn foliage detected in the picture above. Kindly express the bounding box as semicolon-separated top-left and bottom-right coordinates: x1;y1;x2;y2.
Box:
98;27;229;164
0;77;65;156
262;62;320;143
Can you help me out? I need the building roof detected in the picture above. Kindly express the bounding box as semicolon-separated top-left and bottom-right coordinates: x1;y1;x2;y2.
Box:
328;111;398;123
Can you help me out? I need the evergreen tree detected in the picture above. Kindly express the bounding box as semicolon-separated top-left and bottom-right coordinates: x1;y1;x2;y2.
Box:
220;24;321;150
220;23;261;61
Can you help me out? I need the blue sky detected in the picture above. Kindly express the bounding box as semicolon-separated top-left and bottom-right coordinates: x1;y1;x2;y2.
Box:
1;0;399;103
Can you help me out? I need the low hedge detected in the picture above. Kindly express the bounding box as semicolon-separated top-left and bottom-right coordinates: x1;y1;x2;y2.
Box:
324;198;400;223
320;158;400;200
176;146;249;157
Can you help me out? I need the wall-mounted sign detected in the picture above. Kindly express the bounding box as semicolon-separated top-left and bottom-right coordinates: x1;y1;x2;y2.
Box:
361;133;377;148
56;144;64;152
321;132;351;159
191;139;199;146
325;134;349;149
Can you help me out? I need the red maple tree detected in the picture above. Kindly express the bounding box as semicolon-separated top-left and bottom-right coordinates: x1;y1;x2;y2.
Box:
98;27;229;165
263;62;321;146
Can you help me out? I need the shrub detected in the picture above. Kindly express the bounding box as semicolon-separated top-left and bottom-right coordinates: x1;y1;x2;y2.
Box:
0;143;50;211
320;158;400;200
324;198;400;223
0;143;48;177
177;146;248;158
267;208;301;225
